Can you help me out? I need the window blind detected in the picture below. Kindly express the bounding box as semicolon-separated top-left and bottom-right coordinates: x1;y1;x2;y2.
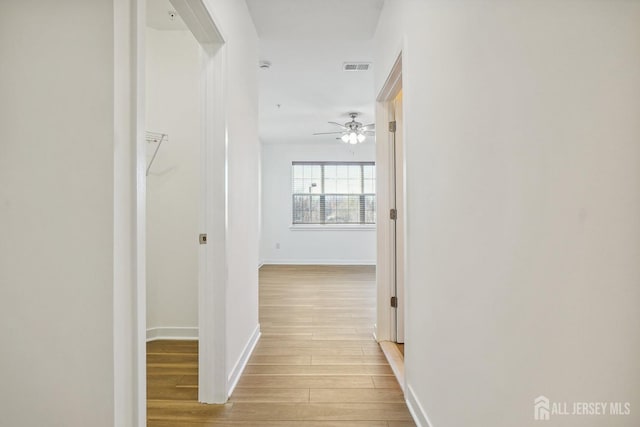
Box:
291;161;376;225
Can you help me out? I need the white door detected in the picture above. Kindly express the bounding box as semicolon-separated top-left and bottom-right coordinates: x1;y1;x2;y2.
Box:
391;91;405;343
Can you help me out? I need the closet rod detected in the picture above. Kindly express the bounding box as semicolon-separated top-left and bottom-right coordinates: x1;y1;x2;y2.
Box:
145;131;167;176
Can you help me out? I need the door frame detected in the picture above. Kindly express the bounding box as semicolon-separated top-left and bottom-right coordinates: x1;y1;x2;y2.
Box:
114;0;229;424
391;90;405;344
375;52;404;343
113;0;146;424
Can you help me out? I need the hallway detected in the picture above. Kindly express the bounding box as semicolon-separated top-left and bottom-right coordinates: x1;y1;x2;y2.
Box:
147;265;415;426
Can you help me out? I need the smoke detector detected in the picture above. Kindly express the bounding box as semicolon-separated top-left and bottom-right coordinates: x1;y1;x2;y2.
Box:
259;60;272;69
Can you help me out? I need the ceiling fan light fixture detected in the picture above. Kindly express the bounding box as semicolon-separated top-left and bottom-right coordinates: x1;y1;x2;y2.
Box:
317;113;374;144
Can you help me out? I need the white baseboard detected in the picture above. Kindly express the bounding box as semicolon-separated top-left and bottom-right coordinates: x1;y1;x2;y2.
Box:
261;259;376;266
227;324;261;397
406;384;434;427
146;326;199;342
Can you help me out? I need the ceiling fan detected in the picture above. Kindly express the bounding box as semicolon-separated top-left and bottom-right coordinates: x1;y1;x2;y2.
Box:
313;112;375;144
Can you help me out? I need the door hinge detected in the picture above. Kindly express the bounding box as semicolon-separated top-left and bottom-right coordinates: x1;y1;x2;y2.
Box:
199;233;207;245
390;296;398;308
389;120;397;133
390;208;397;220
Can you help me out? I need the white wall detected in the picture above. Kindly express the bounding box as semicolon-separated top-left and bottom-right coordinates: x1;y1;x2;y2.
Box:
375;1;640;426
203;0;261;387
145;27;200;336
0;2;116;425
261;142;376;265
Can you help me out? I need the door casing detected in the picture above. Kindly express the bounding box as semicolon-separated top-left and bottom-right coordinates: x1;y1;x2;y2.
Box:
375;51;405;345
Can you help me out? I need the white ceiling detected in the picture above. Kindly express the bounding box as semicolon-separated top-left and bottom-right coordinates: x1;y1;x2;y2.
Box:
147;0;384;145
247;0;384;145
257;39;376;145
246;0;384;41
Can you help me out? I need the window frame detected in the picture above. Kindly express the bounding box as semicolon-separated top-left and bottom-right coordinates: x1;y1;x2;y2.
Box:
290;161;376;228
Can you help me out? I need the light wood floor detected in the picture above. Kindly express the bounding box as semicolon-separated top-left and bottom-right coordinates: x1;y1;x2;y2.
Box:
147;265;416;426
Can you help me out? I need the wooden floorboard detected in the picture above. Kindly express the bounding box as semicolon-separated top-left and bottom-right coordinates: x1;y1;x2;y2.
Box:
147;265;415;426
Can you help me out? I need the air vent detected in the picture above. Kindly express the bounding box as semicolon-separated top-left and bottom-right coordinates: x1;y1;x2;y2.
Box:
343;62;371;72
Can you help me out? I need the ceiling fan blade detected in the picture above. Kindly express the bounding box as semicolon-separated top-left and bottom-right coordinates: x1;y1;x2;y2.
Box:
327;121;348;129
361;123;376;130
313;131;345;135
363;131;375;135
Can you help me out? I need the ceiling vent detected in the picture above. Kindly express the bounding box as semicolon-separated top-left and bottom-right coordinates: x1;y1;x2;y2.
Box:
343;62;371;72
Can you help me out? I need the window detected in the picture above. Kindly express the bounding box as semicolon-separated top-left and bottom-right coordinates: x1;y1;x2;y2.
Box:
292;162;376;225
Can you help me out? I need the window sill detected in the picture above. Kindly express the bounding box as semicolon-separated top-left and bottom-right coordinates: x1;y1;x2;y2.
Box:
289;224;376;231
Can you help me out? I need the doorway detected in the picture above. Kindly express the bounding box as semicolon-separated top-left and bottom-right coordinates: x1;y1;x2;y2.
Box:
375;52;405;387
145;9;201;345
390;89;404;345
143;0;227;405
